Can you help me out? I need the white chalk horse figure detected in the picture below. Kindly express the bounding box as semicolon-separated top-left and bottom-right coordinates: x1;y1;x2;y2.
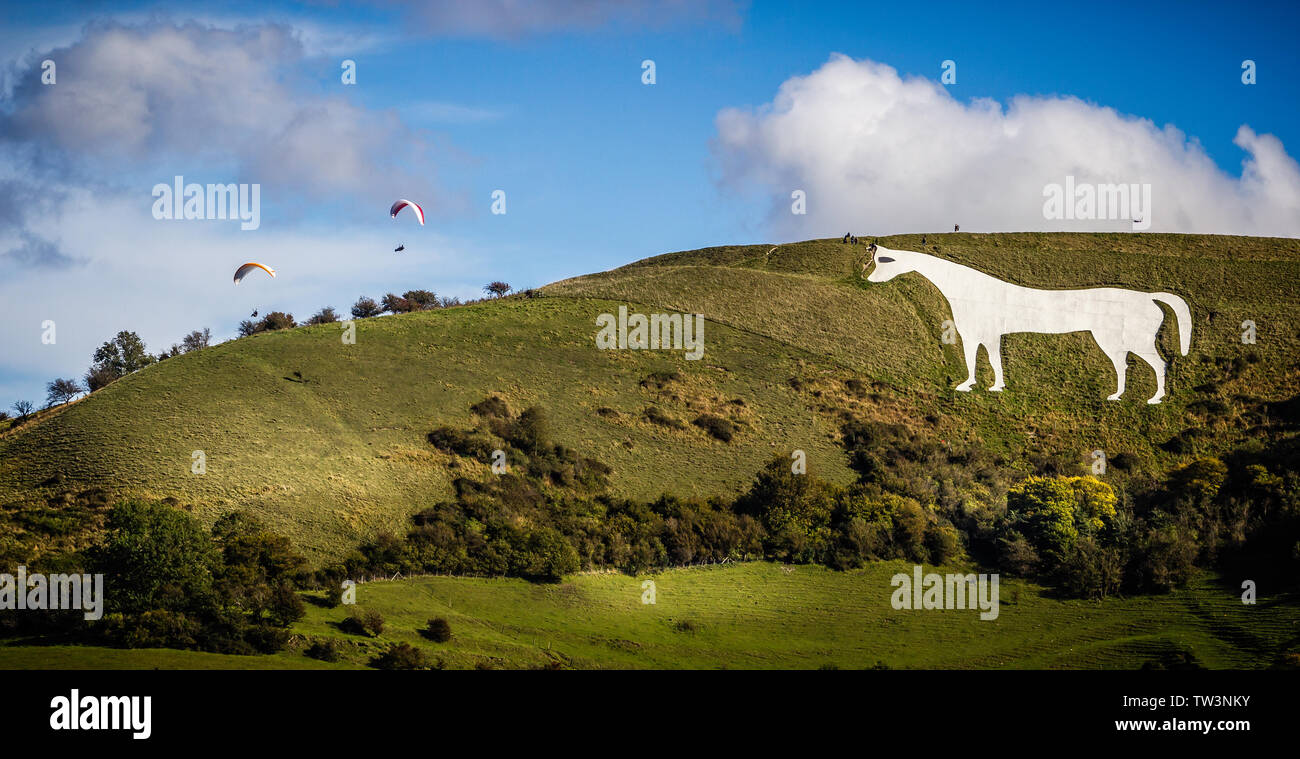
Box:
863;243;1191;404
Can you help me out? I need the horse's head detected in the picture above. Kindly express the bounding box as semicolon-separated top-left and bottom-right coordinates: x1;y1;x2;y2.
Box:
864;243;908;283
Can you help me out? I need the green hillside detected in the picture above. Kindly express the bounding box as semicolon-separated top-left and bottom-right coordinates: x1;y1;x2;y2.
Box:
2;233;1298;563
2;562;1295;670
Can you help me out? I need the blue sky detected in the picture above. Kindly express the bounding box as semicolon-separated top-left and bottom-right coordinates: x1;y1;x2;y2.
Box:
1;0;1298;407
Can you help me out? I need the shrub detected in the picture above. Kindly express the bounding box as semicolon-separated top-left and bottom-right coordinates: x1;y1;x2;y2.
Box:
643;406;683;429
305;638;341;662
340;608;385;637
692;414;735;442
381;293;416;314
307;307;339;325
371;642;430;670
924;524;961;564
470;396;510;419
423;617;452;643
260;312;296;331
180;328;212;352
403;290;439;310
427;427;496;459
1006;476;1117;563
351;296;382;319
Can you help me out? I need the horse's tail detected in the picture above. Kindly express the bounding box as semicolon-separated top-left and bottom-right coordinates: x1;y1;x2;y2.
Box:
1151;292;1191;355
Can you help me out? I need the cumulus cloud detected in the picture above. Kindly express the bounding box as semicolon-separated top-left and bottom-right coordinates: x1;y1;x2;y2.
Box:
1;21;443;209
378;0;746;38
714;54;1300;237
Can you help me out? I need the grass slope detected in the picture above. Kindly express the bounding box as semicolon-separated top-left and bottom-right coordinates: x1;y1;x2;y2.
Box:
0;298;853;559
3;562;1295;670
1;233;1298;561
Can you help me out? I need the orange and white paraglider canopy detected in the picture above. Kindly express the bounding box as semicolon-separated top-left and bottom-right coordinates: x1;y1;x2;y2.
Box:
233;262;276;284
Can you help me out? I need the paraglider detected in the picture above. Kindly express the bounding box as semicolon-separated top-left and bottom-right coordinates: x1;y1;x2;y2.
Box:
390;199;425;226
251;310;258;318
394;244;405;252
233;262;276;284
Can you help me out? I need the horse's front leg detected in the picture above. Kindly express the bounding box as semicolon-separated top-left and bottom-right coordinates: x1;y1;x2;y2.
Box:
955;332;979;392
986;338;1005;391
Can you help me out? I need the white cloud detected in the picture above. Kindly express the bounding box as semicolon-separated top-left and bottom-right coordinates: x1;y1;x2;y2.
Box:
376;0;746;38
713;54;1300;238
2;20;443;209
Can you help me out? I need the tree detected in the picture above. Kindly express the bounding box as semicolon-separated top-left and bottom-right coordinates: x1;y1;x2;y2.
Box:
424;617;452;643
306;307;339;325
259;312;296;331
483;281;511;298
181;328;212;353
402;290;438;310
89;500;220;615
12;400;34;420
45;378;83;407
351;296;382;318
90;331;155;384
381;293;415;314
84;366;118;392
239;313;296;336
1006;475;1118;563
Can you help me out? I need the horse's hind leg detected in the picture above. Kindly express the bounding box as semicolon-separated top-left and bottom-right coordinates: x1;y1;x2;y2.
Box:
986;339;1005;392
1136;344;1167;404
1104;349;1128;401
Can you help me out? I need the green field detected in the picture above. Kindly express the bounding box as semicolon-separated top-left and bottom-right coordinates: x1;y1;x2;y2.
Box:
2;562;1295;670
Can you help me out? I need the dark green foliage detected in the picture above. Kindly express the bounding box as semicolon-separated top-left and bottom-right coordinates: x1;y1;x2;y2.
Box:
305;638;341;662
351;296;382;318
643;406;683;429
340;608;385;637
76;501;309;654
239;312;296;336
371;642;430;670
306;307;339;325
470;396;510;419
402;290;439;310
693;414;735;442
423;617;452;643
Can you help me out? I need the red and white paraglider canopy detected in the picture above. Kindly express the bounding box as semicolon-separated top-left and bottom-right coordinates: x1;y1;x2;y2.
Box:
390;199;425;225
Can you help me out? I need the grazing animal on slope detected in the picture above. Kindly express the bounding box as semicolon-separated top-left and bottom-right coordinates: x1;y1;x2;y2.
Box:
861;243;1191;404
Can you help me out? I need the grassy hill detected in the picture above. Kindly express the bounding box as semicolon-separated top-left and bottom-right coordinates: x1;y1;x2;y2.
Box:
2;233;1298;562
2;562;1295;670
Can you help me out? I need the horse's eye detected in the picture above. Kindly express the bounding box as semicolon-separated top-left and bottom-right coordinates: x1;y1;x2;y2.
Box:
877;256;895;263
